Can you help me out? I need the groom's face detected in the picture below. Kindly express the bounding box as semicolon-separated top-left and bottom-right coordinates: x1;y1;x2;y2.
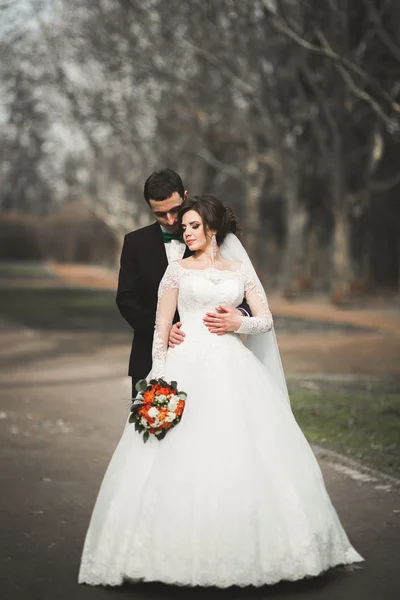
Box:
149;191;186;233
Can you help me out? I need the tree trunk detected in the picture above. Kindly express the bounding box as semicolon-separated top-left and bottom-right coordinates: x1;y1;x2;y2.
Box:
277;150;307;297
331;205;353;304
279;204;308;297
242;157;265;267
330;131;353;304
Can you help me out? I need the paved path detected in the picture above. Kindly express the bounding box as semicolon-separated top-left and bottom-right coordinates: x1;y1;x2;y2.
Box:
269;297;400;334
46;263;400;331
0;326;399;600
40;264;400;378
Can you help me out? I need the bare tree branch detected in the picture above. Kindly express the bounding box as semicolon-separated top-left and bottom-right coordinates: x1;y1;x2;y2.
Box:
184;40;256;95
196;148;244;182
29;0;102;157
263;0;398;111
315;27;398;112
336;62;396;127
256;153;281;171
300;64;337;154
262;3;369;79
371;170;400;192
363;0;400;65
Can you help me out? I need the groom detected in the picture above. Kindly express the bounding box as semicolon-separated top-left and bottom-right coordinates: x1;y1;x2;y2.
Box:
116;168;248;397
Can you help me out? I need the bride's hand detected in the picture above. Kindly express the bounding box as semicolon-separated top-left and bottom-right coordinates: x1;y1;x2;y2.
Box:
169;322;185;348
203;306;242;335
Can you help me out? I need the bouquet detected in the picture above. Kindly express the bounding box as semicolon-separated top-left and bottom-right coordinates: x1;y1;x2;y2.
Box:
129;378;187;443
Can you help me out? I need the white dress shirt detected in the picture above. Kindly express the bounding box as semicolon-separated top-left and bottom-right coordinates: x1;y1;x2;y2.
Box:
160;226;186;264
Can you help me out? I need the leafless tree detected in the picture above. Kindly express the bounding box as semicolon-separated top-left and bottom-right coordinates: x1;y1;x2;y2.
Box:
1;0;399;295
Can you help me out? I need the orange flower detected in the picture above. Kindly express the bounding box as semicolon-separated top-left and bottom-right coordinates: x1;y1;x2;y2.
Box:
175;400;185;416
156;386;171;396
158;408;168;421
143;389;155;404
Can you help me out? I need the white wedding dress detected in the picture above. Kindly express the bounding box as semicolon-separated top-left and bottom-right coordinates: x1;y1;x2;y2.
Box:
78;260;363;587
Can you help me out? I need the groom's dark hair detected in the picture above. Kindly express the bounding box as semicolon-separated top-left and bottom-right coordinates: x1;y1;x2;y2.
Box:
143;168;185;204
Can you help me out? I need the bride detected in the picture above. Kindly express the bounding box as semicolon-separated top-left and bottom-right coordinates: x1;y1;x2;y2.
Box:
78;195;363;588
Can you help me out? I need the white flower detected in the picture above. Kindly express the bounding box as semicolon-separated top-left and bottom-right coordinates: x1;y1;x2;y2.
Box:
168;398;178;412
157;395;168;403
165;411;176;423
148;407;159;418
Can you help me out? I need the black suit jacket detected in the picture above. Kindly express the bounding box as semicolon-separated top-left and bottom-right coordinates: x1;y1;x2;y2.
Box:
116;223;191;378
116;222;250;379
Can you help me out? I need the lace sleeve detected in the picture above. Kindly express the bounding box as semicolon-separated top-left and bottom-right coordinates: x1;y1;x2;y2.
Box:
151;261;180;379
235;266;273;335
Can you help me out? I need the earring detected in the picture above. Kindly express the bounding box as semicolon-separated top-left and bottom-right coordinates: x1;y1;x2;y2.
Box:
212;234;217;262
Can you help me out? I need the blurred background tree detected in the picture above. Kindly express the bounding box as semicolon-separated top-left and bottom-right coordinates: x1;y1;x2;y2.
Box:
0;0;399;301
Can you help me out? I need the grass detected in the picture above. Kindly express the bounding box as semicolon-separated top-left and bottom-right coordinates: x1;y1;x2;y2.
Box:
289;381;400;478
0;262;55;279
0;287;128;331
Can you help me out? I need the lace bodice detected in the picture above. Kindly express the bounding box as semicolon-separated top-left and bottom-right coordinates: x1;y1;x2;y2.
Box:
151;261;273;378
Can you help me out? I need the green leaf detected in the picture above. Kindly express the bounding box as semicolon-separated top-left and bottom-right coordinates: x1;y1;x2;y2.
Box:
130;402;142;416
149;379;158;385
143;431;150;443
170;381;178;390
177;392;187;400
135;379;148;392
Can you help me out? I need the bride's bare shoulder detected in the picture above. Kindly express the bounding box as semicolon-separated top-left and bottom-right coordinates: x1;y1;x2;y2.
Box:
175;258;195;267
220;259;242;271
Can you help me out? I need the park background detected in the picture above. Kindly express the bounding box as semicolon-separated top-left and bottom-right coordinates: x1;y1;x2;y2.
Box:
0;2;399;599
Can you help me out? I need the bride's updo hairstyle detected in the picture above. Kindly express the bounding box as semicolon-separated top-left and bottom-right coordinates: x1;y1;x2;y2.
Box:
178;195;240;245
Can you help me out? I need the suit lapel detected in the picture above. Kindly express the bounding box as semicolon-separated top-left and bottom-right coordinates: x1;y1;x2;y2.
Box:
146;222;193;276
146;223;168;282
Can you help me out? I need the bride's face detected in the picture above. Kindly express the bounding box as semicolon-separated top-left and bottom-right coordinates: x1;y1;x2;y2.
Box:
182;210;209;252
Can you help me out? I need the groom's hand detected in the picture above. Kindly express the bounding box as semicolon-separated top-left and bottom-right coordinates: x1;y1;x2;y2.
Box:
203;306;242;335
169;322;185;348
